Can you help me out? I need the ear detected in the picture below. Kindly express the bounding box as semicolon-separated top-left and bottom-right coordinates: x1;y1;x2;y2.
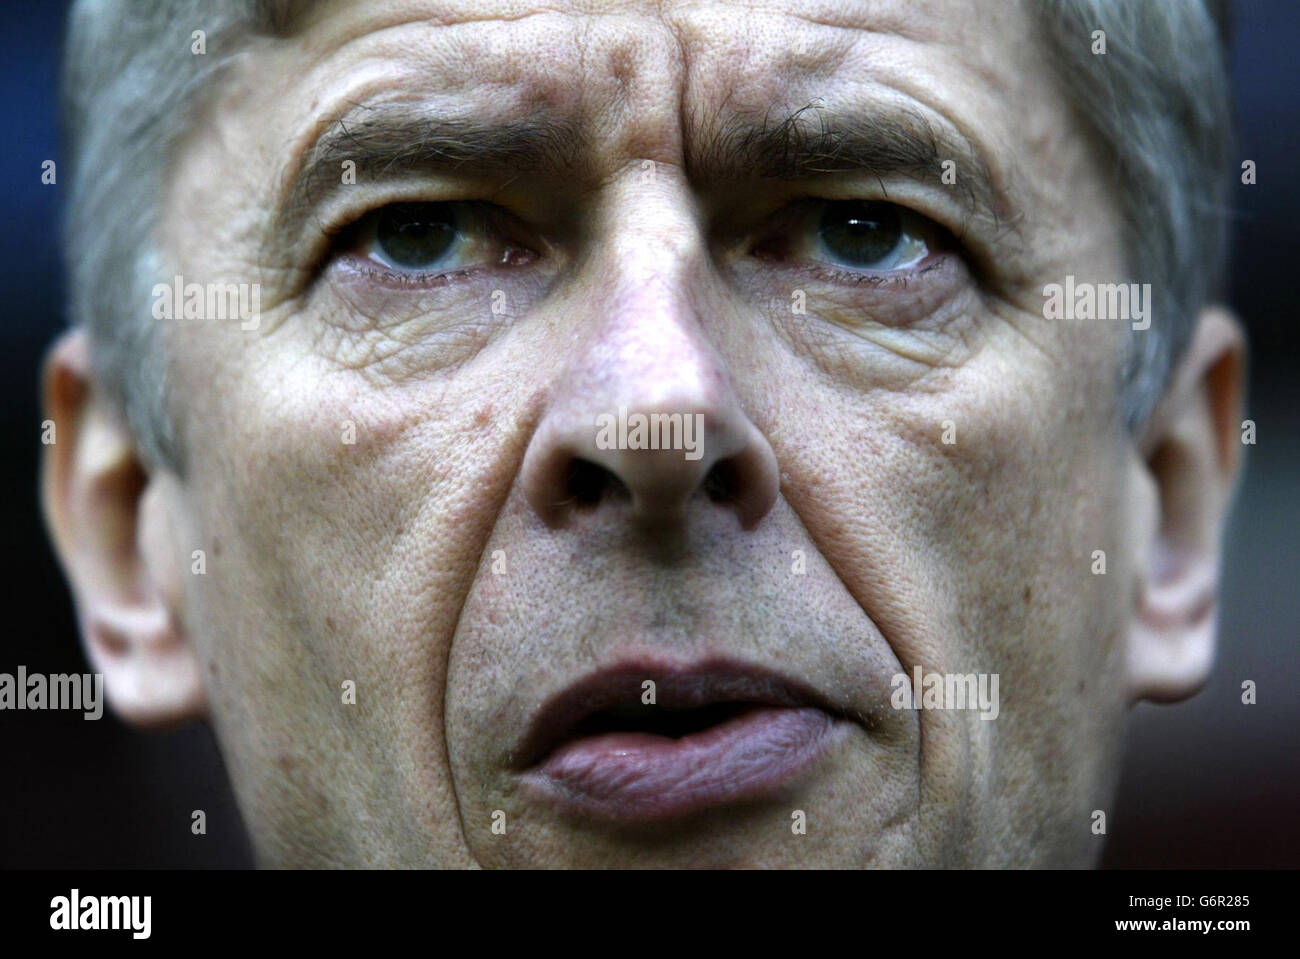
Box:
40;328;206;727
1126;306;1246;703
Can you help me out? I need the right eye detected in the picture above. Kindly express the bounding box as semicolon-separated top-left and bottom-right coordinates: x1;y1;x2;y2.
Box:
339;201;534;279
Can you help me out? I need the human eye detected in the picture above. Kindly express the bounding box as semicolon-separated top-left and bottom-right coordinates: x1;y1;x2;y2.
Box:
333;200;536;286
752;199;953;284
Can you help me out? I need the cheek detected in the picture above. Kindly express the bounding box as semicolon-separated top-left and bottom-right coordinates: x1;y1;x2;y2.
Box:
170;346;526;864
882;347;1131;684
772;315;1132;799
894;360;1133;835
166;284;557;682
776;314;1126;635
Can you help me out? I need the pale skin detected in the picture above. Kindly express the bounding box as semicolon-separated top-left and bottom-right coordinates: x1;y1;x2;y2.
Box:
42;0;1244;867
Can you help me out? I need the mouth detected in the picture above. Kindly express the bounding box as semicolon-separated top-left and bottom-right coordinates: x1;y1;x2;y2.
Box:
513;660;849;822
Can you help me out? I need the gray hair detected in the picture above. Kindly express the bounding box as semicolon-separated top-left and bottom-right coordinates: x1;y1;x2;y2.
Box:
61;0;267;468
1036;0;1234;429
61;0;1234;466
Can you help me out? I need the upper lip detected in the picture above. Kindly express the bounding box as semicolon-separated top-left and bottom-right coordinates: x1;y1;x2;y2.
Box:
510;657;848;769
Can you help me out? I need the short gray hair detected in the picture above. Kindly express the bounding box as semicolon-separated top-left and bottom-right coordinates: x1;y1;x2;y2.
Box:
61;0;1234;466
1037;0;1234;429
61;0;268;468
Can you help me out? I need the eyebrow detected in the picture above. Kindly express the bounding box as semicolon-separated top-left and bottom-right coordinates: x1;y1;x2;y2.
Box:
278;99;587;228
688;100;1011;225
278;96;1011;233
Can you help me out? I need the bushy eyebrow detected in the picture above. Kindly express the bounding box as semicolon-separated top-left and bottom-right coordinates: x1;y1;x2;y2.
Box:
276;98;587;229
277;96;1011;233
688;100;1011;224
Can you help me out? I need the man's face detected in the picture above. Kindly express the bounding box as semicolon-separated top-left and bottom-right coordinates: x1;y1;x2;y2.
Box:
101;0;1160;866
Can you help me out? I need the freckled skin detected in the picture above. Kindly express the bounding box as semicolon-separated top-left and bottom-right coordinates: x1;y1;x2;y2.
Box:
44;0;1244;867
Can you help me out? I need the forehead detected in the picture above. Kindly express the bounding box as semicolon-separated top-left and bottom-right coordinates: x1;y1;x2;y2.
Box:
264;0;1046;169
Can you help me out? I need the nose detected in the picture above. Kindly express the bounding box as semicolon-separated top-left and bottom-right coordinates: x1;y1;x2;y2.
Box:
521;271;778;532
523;393;778;530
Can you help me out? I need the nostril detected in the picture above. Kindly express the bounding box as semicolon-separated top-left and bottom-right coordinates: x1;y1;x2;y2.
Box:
702;459;740;504
523;398;779;530
566;458;630;509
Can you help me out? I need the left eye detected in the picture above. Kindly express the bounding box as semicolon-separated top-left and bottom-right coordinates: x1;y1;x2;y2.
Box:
373;202;458;268
759;200;938;273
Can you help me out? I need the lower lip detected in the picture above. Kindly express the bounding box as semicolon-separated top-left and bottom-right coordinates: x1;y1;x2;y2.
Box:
521;706;840;822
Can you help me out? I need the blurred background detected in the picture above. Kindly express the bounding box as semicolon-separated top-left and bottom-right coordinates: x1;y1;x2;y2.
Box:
1;0;1295;868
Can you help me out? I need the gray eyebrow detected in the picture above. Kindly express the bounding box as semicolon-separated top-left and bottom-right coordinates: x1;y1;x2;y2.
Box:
688;100;1014;226
277;96;1013;234
277;98;587;228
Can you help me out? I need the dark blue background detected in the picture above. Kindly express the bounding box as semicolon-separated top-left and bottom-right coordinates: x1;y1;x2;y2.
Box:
1;1;1296;867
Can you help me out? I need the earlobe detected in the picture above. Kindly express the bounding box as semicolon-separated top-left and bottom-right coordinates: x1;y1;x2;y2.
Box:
1126;307;1246;703
40;328;207;728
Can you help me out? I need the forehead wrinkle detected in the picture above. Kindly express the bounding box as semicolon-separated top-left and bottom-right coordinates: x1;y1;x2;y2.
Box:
664;3;1023;215
298;3;568;60
671;0;938;47
281;7;690;176
261;0;1030;238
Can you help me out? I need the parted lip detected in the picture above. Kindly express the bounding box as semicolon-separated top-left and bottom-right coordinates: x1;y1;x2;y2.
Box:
510;657;849;770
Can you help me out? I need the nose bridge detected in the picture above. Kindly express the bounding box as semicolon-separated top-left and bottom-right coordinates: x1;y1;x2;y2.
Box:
599;169;707;332
589;270;722;412
564;168;729;427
